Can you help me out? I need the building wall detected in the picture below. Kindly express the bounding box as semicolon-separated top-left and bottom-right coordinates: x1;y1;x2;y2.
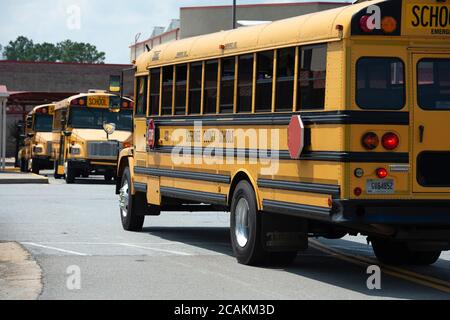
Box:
0;61;135;157
180;2;349;39
0;61;134;96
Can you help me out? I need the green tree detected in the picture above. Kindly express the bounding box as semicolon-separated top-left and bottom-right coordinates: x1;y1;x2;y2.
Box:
34;42;60;62
3;36;106;64
58;40;105;64
3;36;37;61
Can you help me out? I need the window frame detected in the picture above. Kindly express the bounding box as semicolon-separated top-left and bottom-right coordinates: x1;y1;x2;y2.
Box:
135;76;148;117
416;57;450;111
355;56;406;111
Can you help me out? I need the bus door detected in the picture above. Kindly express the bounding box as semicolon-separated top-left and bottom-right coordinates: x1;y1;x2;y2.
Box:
412;52;450;193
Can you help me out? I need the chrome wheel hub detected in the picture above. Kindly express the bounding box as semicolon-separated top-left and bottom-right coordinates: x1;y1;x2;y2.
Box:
119;181;129;218
235;198;250;248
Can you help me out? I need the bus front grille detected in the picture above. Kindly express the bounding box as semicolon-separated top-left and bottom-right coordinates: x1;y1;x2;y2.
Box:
87;141;119;159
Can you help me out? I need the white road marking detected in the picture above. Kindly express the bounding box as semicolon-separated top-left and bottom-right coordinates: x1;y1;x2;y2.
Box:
119;243;192;256
22;242;88;256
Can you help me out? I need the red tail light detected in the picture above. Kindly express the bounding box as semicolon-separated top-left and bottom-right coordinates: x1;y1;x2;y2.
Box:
354;187;362;197
376;168;388;179
362;132;379;150
382;132;399;150
147;119;156;149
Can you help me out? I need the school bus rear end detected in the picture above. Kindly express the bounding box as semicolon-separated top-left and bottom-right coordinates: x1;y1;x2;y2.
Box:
117;0;450;267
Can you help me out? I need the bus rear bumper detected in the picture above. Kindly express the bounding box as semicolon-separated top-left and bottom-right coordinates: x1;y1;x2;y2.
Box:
332;199;450;226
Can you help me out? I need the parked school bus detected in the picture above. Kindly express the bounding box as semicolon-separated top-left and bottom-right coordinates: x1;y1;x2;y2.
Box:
18;104;55;174
53;91;133;184
117;0;450;266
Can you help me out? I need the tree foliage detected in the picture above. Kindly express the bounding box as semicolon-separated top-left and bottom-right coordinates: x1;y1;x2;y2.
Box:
1;36;105;64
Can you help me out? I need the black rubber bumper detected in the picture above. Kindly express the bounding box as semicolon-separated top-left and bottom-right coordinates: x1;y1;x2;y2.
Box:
332;199;450;226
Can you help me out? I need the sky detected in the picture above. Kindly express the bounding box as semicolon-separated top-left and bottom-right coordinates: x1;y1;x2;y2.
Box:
0;0;351;64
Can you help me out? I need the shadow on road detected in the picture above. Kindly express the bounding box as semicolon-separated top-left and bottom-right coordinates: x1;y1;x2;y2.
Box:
142;226;449;299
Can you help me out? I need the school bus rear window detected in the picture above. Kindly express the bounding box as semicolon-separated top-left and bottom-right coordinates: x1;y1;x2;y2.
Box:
356;57;405;110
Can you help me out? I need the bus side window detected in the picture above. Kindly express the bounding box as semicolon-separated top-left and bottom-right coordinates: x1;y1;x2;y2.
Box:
162;66;174;115
275;48;295;112
297;44;327;110
255;50;274;113
149;68;161;116
189;62;202;115
135;76;148;117
220;57;235;114
237;54;254;113
204;60;218;114
175;64;188;115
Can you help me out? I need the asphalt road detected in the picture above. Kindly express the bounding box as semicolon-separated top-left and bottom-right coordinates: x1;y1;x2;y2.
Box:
0;171;449;300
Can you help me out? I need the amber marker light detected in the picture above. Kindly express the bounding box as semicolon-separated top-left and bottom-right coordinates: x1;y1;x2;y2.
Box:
381;16;397;34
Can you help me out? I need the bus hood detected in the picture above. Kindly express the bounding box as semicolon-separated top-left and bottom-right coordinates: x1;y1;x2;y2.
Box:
70;129;132;143
34;132;53;144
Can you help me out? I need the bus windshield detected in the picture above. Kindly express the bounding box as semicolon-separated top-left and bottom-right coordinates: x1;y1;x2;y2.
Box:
68;107;133;131
34;114;53;132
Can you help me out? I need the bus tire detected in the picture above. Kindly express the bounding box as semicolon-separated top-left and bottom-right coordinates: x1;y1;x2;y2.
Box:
65;162;75;184
31;159;40;175
409;250;441;266
230;180;265;265
20;158;27;172
104;171;114;182
372;239;411;265
119;167;145;232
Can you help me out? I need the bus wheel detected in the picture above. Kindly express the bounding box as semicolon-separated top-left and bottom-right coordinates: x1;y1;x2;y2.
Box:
31;159;40;175
104;172;114;181
20;158;28;172
65;162;75;184
230;180;265;265
409;250;441;266
371;239;411;265
119;167;145;232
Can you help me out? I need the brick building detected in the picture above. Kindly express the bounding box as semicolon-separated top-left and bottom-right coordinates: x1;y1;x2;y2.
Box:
0;60;134;157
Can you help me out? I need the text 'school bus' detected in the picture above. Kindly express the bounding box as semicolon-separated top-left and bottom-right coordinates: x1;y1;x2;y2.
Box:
116;0;450;266
18;104;55;174
53;91;134;184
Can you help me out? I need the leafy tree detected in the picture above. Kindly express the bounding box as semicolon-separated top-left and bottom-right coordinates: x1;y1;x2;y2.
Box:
34;42;60;62
3;36;37;61
57;40;105;64
3;36;106;64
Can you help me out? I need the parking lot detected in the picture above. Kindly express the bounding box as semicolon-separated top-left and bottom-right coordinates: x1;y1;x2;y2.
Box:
0;171;449;300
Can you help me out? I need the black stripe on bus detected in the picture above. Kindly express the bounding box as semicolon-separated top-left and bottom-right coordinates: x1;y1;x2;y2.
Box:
262;200;331;221
148;147;409;163
160;187;227;206
150;111;409;126
134;167;231;184
258;179;340;197
133;182;147;193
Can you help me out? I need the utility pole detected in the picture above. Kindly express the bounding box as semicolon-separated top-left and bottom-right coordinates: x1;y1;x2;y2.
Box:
232;0;237;29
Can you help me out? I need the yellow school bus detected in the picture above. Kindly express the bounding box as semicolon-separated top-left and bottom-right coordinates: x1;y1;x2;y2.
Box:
117;0;450;266
18;104;55;174
53;91;133;184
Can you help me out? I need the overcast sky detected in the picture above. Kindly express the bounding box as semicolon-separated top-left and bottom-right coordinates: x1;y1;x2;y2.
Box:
0;0;351;64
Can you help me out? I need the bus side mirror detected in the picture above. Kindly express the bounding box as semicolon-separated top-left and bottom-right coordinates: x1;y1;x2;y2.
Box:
63;131;72;137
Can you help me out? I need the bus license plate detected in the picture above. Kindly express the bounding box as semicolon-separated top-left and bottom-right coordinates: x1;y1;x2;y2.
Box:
366;179;394;194
87;96;109;108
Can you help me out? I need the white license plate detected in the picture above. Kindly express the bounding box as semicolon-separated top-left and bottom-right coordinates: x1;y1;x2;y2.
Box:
366;179;395;194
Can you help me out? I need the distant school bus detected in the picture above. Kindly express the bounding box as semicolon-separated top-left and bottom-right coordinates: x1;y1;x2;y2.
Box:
18;104;55;174
53;91;133;183
117;0;450;266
